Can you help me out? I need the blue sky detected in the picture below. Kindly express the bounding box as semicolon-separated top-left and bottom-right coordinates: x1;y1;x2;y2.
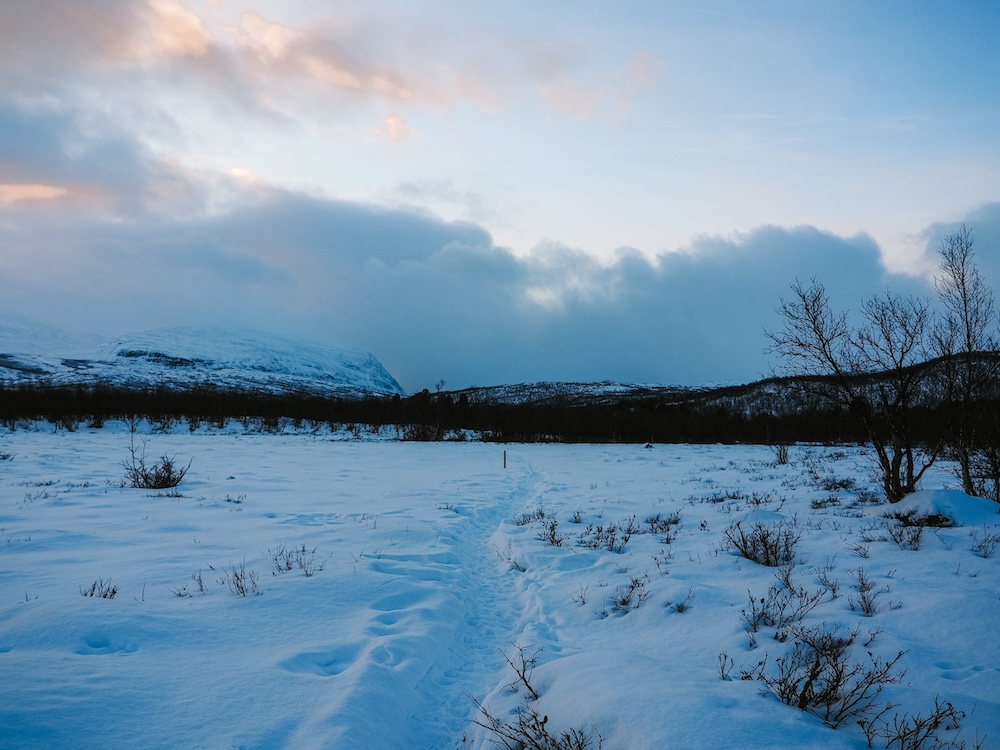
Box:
1;1;999;391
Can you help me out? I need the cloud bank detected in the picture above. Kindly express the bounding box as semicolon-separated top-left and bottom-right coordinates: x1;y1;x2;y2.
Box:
6;100;987;392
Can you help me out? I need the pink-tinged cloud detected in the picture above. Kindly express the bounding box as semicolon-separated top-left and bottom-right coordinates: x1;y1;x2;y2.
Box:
374;114;412;142
137;0;213;59
541;52;659;121
0;2;655;128
0;183;68;203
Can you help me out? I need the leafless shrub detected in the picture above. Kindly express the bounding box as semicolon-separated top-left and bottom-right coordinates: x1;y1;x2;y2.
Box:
500;643;542;701
218;560;261;597
495;542;526;573
539;518;564;546
724;520;801;566
471;697;601;750
471;644;603;750
848;567;881;617
296;545;323;576
652;547;673;576
889;510;954;529
861;519;891;544
811;496;842;510
645;511;682;540
773;444;790;465
887;523;925;551
757;624;905;729
610;574;651;613
814;559;841;599
80;578;119;599
171;570;207;597
970;529;1000;559
514;507;545;526
667;586;695;613
121;434;191;489
741;568;825;642
718;651;735;680
862;696;973;750
577;517;636;553
270;543;296;574
268;543;324;576
851;490;882;507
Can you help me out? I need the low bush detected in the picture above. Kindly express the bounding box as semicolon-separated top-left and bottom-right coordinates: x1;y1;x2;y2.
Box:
724;520;800;566
81;578;119;599
218;560;261;597
773;444;790;465
754;624;905;730
667;587;695;613
121;435;191;489
577;516;639;553
645;511;682;540
862;696;971;749
741;568;825;643
970;529;1000;559
610;574;651;614
471;644;603;750
887;523;924;551
269;543;324;576
888;510;953;529
538;517;564;547
514;507;545;526
848;567;881;617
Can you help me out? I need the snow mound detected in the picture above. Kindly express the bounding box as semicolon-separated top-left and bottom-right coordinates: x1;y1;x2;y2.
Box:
890;489;1000;527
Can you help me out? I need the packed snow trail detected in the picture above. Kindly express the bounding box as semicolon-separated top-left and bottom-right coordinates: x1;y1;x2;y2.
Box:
0;431;546;750
315;450;544;748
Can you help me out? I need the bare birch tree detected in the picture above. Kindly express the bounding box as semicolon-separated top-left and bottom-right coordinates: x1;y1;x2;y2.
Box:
933;225;1000;496
767;279;936;502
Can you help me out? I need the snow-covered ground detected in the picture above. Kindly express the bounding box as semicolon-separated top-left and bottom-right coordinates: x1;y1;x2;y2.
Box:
1;423;998;749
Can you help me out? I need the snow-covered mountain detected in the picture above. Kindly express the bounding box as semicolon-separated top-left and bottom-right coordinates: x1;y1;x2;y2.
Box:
0;322;405;398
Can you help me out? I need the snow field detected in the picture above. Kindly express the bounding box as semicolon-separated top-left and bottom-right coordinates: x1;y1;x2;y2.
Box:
1;426;998;749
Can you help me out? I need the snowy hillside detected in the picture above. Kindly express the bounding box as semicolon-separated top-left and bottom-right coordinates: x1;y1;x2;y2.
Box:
0;322;404;398
453;380;708;406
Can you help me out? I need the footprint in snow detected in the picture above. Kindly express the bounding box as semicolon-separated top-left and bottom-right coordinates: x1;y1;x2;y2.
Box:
280;643;363;677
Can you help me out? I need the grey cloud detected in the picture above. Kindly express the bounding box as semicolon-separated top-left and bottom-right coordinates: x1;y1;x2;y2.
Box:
1;166;983;392
0;1;140;85
918;202;1000;285
0;100;204;217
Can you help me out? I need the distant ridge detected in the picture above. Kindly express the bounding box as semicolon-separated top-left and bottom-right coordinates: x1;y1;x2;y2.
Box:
452;381;710;407
0;323;405;399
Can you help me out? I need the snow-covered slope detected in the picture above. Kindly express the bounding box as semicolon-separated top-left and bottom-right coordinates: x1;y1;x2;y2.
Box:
0;322;404;398
454;381;707;406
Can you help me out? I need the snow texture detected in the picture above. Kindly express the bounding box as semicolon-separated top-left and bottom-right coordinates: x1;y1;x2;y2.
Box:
0;322;404;397
0;424;998;749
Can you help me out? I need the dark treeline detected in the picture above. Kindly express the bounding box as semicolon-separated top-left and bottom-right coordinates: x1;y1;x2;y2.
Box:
0;379;988;446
